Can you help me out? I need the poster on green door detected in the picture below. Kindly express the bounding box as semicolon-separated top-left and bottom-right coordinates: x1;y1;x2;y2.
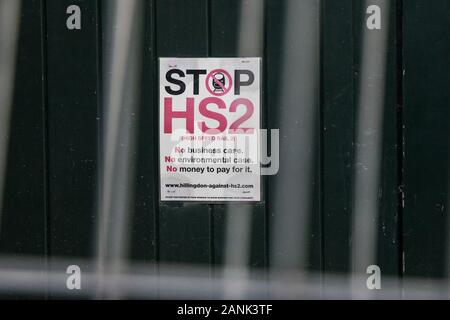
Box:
159;58;261;202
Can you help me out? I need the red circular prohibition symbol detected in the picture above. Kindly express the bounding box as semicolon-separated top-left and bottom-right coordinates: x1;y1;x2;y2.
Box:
205;69;233;96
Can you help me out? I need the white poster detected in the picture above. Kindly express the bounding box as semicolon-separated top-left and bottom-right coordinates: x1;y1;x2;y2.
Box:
159;58;261;202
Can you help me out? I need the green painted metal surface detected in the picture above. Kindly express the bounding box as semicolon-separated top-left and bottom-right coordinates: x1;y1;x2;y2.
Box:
0;0;449;297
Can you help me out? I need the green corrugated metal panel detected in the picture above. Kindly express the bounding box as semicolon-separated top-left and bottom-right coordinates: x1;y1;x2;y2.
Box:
0;0;47;299
1;0;450;298
403;0;450;283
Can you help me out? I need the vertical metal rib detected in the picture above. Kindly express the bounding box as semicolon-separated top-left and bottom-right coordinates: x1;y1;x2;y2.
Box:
223;0;264;299
351;0;390;297
271;0;320;272
0;0;22;232
96;0;145;299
